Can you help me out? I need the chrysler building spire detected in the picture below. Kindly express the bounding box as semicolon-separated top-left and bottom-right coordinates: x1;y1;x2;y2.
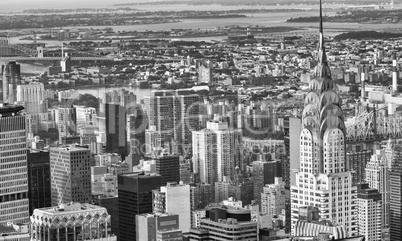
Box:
314;0;331;77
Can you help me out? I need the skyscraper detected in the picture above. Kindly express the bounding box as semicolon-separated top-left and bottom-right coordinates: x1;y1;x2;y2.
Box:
346;149;372;185
145;154;180;186
16;82;47;113
27;150;51;215
290;1;357;236
252;160;281;204
118;172;161;241
105;103;127;158
127;105;147;165
365;148;390;227
153;182;191;233
356;184;382;241
1;61;21;103
192;121;242;184
389;145;402;241
0;104;29;225
50;146;92;206
144;89;202;156
261;177;286;217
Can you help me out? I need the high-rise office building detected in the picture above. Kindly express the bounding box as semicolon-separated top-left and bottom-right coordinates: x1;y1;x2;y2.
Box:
261;177;286;217
0;104;29;225
49;106;76;140
192;121;242;184
145;154;180;186
92;194;119;238
127;105;147;165
144;89;202;156
153;182;191;233
16;82;47;113
75;105;96;128
118;172;161;241
198;60;213;83
365;148;390;227
105;103;127;158
190;183;214;210
136;213;182;241
102;89;136;110
289;117;302;187
50;146;92;206
356;184;382;241
1;61;21;103
27;150;51;215
290;3;357;236
179;160;192;184
252;160;281;204
30;202;116;241
347;150;372;185
389;151;402;241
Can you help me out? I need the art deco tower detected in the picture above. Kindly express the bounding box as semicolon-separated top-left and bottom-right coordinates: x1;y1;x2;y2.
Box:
290;0;357;236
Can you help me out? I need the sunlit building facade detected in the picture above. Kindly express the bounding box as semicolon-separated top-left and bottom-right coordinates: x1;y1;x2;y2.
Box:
290;4;357;236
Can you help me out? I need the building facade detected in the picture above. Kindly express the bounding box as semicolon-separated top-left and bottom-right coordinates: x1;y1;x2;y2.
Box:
252;160;281;204
261;177;286;217
105;103;127;159
0;104;29;225
192;121;242;184
365;148;390;227
153;182;191;233
356;184;382;241
144;89;202;156
1;61;21;103
30;202;116;241
290;7;357;236
27;150;51;215
145;154;180;186
118;172;161;241
50;146;92;206
136;213;182;241
16;82;47;113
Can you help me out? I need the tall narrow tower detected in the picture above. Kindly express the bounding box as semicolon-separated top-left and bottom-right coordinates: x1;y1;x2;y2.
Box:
1;61;21;103
290;0;357;236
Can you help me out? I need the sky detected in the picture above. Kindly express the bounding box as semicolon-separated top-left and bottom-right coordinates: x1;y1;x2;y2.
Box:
0;0;136;12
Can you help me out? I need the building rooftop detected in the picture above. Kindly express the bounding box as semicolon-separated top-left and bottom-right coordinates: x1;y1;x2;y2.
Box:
35;202;105;215
0;103;24;116
137;212;178;218
120;171;160;178
0;225;15;235
50;145;89;152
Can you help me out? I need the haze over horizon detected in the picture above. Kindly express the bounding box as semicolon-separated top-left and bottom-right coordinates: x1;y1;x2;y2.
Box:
0;0;396;12
0;0;143;12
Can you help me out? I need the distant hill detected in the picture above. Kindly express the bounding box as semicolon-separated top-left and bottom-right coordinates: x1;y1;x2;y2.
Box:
334;31;402;40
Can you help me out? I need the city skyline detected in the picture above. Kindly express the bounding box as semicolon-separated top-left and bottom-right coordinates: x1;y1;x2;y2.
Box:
0;0;401;240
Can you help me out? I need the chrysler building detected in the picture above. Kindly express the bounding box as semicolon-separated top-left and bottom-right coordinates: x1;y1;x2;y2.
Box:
290;0;357;236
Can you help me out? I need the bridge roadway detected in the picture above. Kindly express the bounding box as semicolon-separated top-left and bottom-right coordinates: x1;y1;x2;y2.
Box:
0;56;114;61
0;56;182;62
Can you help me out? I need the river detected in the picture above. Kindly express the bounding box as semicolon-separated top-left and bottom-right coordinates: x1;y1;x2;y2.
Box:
2;2;402;13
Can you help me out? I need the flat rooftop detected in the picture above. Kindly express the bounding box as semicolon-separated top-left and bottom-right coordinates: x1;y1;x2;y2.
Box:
35;202;105;215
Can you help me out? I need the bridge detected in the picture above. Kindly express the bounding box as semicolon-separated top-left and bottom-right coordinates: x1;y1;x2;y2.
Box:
0;37;113;61
0;43;38;57
346;107;402;143
0;56;114;61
